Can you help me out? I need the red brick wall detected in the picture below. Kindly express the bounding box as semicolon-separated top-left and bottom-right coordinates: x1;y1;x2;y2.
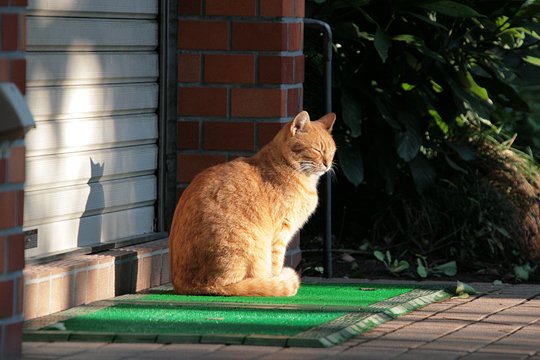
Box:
177;0;305;188
177;0;305;267
0;2;27;358
0;1;26;94
24;240;170;320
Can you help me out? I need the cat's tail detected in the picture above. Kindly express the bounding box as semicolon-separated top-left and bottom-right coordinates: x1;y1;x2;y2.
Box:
212;267;301;297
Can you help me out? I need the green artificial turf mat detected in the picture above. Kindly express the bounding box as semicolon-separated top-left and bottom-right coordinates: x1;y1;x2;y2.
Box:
141;283;416;307
24;283;451;347
53;304;347;336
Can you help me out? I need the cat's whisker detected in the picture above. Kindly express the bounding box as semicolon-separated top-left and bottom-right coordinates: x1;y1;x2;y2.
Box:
299;160;320;175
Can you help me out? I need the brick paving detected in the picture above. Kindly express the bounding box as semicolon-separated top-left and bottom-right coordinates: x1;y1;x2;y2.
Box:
21;280;540;359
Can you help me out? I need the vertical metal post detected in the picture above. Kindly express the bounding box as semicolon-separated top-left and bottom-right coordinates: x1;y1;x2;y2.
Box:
158;0;178;232
304;19;333;278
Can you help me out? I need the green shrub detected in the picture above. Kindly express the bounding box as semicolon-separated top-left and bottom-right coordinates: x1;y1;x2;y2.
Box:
306;0;540;193
303;0;540;280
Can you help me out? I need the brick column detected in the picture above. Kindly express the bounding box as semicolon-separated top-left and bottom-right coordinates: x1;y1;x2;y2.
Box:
0;2;27;359
177;0;305;267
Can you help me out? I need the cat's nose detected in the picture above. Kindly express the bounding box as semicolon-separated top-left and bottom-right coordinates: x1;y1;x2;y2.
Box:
323;159;330;169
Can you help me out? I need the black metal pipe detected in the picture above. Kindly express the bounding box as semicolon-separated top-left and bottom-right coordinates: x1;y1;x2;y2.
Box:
304;18;333;278
158;0;178;232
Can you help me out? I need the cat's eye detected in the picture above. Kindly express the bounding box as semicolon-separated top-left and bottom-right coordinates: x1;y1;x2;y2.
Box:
312;147;323;155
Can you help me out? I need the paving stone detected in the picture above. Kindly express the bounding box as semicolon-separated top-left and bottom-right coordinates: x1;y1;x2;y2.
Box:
195;345;281;359
430;300;522;322
80;342;164;357
367;319;466;346
476;344;537;356
420;322;520;352
473;297;527;307
21;341;106;357
356;336;427;349
467;282;511;294
408;318;469;329
522;298;540;308
392;349;467;360
497;284;540;298
131;344;224;359
394;305;450;322
357;328;389;339
333;345;407;359
61;354;140;360
484;305;540;326
479;324;540;355
259;346;343;360
460;351;528;360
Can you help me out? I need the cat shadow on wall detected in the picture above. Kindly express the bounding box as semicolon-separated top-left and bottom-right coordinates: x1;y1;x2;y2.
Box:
77;157;105;248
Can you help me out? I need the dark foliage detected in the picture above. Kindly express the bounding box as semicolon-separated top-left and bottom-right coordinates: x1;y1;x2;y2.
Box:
303;0;540;280
306;0;540;193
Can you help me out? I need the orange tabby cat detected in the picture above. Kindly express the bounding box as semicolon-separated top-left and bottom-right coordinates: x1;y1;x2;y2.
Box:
169;111;336;296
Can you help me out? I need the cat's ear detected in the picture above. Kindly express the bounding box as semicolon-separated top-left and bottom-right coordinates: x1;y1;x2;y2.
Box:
317;113;336;133
289;111;310;136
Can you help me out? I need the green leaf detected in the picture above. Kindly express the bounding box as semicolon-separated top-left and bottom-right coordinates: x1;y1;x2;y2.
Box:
401;82;416;91
341;92;362;137
396;128;422;162
455;281;478;296
433;261;457;276
430;80;444;93
374;27;392;63
334;22;373;42
416;1;484;18
465;72;490;102
393;260;410;273
373;97;400;129
405;11;449;31
393;34;445;63
516;0;540;20
374;250;386;262
409;154;436;193
513;263;535;281
474;75;529;112
417;259;428;278
337;144;364;187
428;108;449;134
523;56;540;67
357;7;380;27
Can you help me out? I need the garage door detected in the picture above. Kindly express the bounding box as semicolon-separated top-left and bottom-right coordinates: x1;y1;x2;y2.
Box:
24;0;160;259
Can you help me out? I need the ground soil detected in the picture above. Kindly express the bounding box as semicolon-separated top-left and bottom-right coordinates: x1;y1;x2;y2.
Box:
297;245;540;284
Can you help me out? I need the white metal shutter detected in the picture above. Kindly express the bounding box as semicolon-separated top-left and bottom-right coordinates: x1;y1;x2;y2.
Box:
24;0;160;258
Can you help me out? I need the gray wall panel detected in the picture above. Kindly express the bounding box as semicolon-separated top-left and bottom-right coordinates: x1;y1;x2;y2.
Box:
24;1;160;258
